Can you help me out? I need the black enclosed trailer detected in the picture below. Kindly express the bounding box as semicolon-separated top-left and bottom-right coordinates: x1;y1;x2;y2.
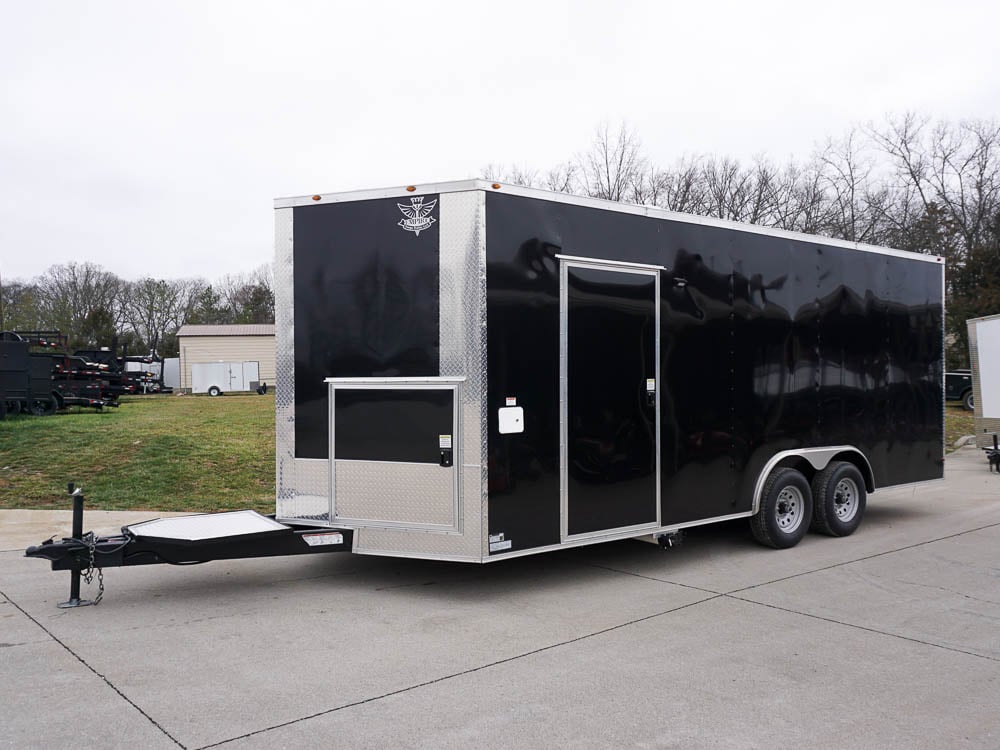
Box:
27;180;945;600
271;180;944;560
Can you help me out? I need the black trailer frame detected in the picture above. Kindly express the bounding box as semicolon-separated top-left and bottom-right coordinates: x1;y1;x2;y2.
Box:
27;484;352;607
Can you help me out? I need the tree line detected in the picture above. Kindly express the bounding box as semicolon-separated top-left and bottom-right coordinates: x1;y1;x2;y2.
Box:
484;114;1000;367
2;113;995;365
0;263;274;358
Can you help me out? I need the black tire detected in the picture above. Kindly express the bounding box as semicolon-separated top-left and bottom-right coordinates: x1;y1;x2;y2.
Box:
29;396;57;416
8;400;21;416
810;461;866;537
0;399;6;421
750;467;813;549
208;386;222;397
962;390;974;411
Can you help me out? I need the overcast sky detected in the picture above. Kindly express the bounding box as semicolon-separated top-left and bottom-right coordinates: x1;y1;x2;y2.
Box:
2;0;998;282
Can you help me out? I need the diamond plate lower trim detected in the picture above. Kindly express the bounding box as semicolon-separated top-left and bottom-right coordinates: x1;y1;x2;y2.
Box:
276;458;330;522
334;460;456;528
354;467;483;558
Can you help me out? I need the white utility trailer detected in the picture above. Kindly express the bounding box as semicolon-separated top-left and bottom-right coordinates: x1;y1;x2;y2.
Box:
967;314;1000;447
191;360;260;396
162;357;180;390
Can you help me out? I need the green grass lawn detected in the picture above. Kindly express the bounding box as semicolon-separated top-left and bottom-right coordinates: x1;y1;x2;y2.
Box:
0;393;275;513
0;395;978;512
944;403;975;451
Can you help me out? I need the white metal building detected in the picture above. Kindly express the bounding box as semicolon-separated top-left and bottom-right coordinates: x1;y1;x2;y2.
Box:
176;324;275;392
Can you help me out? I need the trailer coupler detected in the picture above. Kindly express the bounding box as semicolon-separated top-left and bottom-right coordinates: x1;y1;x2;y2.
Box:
25;483;353;607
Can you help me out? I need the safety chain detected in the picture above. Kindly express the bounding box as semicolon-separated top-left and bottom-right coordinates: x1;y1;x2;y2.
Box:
80;531;104;605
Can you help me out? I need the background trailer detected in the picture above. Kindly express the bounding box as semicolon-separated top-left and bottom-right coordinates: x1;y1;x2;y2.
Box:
191;360;261;396
177;324;275;392
966;313;1000;447
273;180;945;561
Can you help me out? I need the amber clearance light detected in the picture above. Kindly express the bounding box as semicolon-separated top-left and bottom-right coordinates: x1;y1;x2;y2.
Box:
406;185;416;192
311;195;321;201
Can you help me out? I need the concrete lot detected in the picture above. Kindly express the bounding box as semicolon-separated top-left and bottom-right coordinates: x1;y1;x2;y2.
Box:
1;447;998;749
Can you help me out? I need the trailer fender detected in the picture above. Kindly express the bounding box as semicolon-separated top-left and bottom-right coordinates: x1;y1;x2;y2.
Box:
752;446;874;515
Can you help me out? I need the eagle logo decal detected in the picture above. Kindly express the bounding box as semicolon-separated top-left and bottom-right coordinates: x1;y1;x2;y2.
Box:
397;196;437;236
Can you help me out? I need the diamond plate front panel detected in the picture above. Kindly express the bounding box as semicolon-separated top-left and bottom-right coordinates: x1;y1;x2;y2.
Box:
334;460;456;527
353;191;487;558
273;192;486;547
274;207;332;522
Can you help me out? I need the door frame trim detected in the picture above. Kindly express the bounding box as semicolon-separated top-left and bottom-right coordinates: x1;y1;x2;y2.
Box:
559;258;662;542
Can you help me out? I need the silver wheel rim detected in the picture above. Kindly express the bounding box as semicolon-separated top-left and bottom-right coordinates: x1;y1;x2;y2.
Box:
775;485;804;533
833;478;859;522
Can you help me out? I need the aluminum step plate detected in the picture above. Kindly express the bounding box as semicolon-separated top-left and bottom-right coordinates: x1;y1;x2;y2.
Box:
126;510;290;542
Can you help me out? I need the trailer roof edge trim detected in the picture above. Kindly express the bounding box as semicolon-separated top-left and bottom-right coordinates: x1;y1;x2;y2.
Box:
274;179;943;265
966;312;1000;324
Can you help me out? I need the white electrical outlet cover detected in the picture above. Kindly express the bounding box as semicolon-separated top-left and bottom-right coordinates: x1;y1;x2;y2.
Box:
498;406;524;434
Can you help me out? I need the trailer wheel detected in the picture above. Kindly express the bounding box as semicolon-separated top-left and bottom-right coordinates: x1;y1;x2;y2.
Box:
208;386;222;397
30;396;57;416
8;400;21;416
750;468;813;549
0;400;6;421
810;461;866;537
962;390;974;411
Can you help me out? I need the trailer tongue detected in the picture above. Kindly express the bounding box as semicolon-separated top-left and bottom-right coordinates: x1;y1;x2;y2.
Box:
25;485;352;607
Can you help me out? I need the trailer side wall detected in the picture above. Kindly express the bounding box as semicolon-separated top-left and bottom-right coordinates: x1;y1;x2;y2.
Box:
485;192;943;556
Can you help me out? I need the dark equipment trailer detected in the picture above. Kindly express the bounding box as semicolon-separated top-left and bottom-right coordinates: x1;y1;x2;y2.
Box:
0;331;62;416
0;330;119;414
75;348;172;394
27;180;945;603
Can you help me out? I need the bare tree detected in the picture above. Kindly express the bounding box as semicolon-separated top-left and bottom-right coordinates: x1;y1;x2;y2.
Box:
866;114;1000;254
651;157;707;214
122;277;202;355
579;123;647;201
775;158;830;234
480;163;541;188
542;162;578;193
217;264;275;324
0;279;45;332
816;131;890;243
34;262;125;348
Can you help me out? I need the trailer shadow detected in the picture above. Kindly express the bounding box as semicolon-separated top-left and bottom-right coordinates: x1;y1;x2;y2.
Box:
862;503;937;524
92;502;938;608
95;523;749;608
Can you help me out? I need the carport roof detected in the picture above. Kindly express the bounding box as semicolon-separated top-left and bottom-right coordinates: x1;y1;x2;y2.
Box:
176;324;275;337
